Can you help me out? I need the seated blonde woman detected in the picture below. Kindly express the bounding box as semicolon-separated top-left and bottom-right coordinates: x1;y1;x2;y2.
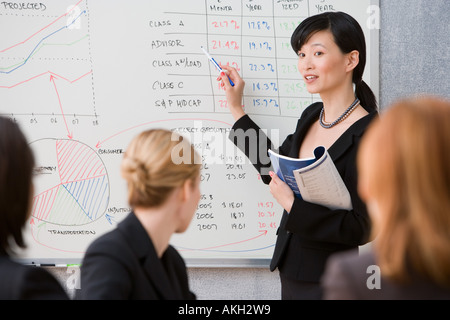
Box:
322;95;450;299
79;129;200;300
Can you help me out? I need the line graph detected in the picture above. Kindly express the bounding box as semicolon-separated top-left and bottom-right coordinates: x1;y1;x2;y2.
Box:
0;0;84;53
0;0;97;131
0;69;92;89
0;10;86;74
0;34;89;73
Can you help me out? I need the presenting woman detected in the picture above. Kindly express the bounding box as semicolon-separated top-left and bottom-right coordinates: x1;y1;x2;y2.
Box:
219;12;378;299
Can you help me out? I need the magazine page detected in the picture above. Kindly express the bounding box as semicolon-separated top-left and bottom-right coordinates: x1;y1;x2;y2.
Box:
293;146;352;210
268;149;316;198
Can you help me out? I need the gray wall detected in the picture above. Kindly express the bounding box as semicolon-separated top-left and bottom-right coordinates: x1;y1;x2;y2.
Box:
379;0;449;108
47;0;450;300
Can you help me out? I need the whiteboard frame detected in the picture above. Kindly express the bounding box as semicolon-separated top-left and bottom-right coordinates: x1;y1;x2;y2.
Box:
186;258;271;268
10;0;380;269
15;257;271;268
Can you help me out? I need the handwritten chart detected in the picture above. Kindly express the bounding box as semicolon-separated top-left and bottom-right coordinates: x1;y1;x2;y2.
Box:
32;139;109;226
149;1;321;117
0;0;378;266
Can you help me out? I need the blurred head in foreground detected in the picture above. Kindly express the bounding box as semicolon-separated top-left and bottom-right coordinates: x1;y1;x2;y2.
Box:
121;129;201;233
0;117;35;255
357;95;450;286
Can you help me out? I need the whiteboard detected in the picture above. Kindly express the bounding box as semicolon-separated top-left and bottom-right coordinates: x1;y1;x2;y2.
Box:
0;0;379;267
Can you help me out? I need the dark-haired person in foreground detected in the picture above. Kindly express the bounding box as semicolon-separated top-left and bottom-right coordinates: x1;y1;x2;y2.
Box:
0;116;69;300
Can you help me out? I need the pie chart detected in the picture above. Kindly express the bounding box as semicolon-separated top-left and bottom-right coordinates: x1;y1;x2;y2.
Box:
30;138;110;226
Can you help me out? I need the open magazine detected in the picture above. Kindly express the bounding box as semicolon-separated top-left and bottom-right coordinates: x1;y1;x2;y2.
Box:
268;146;352;210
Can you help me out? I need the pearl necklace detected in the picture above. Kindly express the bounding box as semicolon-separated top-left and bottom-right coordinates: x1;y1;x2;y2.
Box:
319;98;360;129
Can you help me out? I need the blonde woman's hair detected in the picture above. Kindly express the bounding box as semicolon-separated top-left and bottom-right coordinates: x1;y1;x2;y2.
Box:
358;96;450;286
121;129;201;208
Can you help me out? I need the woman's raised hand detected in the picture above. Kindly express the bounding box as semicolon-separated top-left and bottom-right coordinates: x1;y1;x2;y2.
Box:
218;65;246;121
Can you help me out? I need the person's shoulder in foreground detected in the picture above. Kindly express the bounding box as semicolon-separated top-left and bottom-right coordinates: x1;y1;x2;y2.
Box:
322;249;450;300
0;255;68;300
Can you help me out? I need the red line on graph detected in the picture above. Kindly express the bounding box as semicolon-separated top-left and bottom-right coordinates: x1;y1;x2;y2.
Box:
0;70;92;89
0;0;84;53
96;118;233;148
30;220;85;254
50;75;72;139
179;230;268;252
201;230;268;250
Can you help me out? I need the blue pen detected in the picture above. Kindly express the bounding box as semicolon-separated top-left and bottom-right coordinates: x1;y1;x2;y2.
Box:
201;46;235;86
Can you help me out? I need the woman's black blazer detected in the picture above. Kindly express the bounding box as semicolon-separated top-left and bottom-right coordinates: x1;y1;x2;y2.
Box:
230;102;378;282
0;255;69;300
78;212;195;300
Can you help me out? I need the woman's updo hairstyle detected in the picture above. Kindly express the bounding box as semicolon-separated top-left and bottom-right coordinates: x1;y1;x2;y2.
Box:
121;129;200;208
291;11;378;112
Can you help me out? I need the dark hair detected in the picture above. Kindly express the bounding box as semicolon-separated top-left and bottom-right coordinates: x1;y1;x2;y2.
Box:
291;11;378;112
0;117;35;254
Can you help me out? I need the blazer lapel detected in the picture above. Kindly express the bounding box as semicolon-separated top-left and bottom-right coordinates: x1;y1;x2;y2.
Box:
328;110;378;162
141;250;178;300
118;212;177;300
287;104;377;162
328;130;354;162
288;102;322;158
